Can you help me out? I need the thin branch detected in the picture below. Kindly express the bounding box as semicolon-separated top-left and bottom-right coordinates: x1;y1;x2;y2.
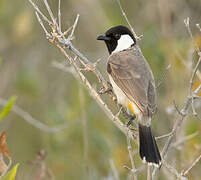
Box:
182;154;201;176
116;0;142;40
51;45;136;139
42;0;58;29
0;154;12;179
28;0;52;25
68;14;80;41
109;159;120;180
172;131;198;148
176;52;201;81
58;0;61;31
193;83;201;95
124;165;145;175
126;133;138;180
189;57;201;94
147;165;151;180
156;64;171;89
0;98;68;133
156;131;173;140
152;99;190;178
184;17;200;53
162;161;187;180
191;102;201;121
152;19;201;179
35;11;51;38
73;57;135;139
52;61;78;77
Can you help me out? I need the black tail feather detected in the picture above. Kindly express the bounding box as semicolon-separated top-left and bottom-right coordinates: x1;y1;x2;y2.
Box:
139;124;161;165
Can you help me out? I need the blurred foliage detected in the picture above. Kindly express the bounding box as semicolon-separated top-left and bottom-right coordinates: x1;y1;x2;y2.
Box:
0;96;17;121
0;0;200;179
2;164;19;180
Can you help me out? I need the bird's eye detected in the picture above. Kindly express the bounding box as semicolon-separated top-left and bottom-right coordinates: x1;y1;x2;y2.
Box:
115;34;120;39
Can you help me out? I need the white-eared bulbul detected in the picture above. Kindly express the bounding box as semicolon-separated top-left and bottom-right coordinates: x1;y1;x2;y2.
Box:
97;25;161;166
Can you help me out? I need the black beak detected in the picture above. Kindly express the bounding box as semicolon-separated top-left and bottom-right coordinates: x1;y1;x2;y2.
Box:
97;35;111;41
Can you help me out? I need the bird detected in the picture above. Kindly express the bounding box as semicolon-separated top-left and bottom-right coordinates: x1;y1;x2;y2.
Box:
97;25;161;166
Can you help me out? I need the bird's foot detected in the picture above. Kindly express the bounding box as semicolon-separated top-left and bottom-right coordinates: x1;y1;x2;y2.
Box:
99;81;113;95
120;107;137;130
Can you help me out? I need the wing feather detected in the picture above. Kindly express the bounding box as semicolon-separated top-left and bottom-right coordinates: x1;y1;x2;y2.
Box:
108;47;156;116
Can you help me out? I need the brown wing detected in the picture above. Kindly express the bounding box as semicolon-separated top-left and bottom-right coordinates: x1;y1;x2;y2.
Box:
108;46;156;116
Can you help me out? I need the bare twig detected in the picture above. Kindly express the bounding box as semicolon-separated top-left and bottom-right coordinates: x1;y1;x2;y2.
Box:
153;96;192;178
193;83;201;95
147;165;151;180
184;17;200;53
0;98;67;133
109;159;120;180
35;12;51;38
58;0;61;30
176;52;201;81
152;18;201;179
156;131;173;140
124;165;145;175
126;133;138;180
68;14;80;41
189;57;201;93
42;0;58;29
116;0;142;40
28;0;52;25
52;61;78;78
0;154;12;179
182;154;201;176
156;64;171;89
162;161;187;180
53;47;136;140
172;131;198;148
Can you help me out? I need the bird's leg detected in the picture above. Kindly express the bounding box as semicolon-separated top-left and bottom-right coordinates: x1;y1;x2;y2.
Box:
121;107;137;128
99;81;113;95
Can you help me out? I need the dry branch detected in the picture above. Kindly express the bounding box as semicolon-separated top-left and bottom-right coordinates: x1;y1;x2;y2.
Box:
182;154;201;176
0;98;67;133
152;18;201;179
126;132;138;180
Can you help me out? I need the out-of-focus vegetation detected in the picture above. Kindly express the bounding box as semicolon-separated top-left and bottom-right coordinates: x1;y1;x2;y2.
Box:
0;0;201;179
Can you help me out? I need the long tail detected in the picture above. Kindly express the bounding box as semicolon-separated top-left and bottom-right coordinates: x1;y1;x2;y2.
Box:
139;123;161;166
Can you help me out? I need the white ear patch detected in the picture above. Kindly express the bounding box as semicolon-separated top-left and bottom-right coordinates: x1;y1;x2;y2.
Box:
113;34;134;53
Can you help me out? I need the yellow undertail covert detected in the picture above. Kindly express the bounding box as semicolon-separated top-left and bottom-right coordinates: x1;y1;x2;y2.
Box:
128;102;136;114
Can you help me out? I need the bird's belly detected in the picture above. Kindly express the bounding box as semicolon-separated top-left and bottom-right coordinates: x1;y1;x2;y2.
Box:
109;75;129;106
109;75;141;115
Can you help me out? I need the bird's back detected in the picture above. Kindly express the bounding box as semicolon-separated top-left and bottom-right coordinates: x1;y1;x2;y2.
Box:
108;45;157;116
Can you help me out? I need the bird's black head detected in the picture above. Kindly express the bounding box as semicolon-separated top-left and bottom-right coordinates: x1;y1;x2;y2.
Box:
97;25;136;54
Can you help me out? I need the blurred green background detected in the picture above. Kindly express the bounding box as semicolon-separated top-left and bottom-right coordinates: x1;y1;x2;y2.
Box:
0;0;201;179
